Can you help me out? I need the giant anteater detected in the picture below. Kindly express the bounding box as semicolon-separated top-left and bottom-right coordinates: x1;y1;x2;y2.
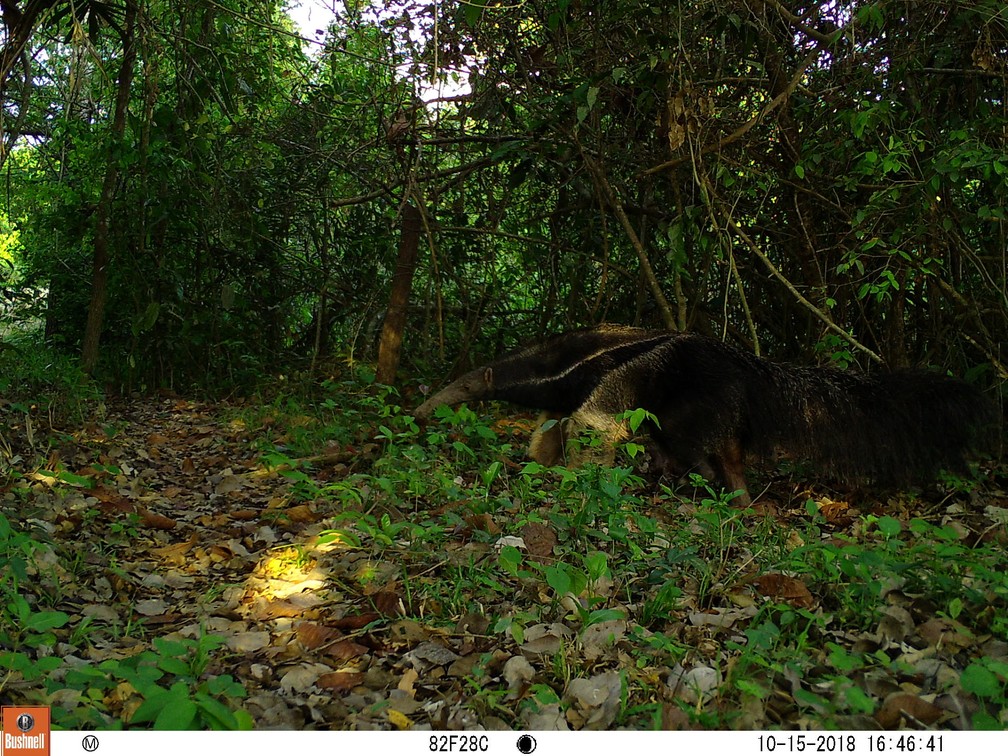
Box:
416;326;997;504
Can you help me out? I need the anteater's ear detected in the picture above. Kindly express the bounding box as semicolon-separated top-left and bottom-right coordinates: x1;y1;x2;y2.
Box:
483;367;494;389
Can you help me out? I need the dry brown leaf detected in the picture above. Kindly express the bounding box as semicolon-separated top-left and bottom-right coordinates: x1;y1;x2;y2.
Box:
397;667;419;695
661;703;692;730
227;631;272;653
753;573;816;608
580;619;626;660
334;612;380;631
284;504;318;523
374;590;404;617
503;655;535;690
134;599;169;616
325;639;369;661
521;522;557;558
252;599;309;620
139;508;177;530
316;671;365;692
667;664;722;705
566;671;623;729
464;513;500;535
521;622;574;655
295;622;338;650
818;497;851;521
150;535;198;562
875;692;945;729
279;663;333;693
407;641;460;668
917;617;975;652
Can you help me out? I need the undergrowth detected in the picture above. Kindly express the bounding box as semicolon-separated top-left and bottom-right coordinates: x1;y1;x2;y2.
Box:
1;372;1005;729
250;377;1008;730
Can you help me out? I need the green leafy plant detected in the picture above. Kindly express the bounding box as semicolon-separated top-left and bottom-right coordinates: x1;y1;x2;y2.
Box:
57;633;252;730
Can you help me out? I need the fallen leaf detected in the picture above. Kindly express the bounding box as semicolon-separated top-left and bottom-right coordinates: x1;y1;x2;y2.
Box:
387;709;413;730
407;641;460;668
503;655;535;690
566;671;622;729
753;573;816;609
521;623;574;655
875;692;945;728
227;631;271;653
667;664;722;705
279;662;333;693
325;639;369;661
521;522;557;558
397;667;419;695
464;513;500;535
134;599;169;616
580;619;626;660
296;622;338;650
317;671;365;692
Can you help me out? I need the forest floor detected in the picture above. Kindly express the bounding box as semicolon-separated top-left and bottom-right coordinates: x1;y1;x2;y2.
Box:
2;392;1008;730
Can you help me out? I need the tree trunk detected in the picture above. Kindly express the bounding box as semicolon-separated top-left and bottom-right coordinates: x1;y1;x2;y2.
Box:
80;0;138;374
376;204;422;385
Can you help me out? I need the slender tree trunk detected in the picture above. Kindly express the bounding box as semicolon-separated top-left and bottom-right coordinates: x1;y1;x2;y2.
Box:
81;0;138;374
376;204;422;385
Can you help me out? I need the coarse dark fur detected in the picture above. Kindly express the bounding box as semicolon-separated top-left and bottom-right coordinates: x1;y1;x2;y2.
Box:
566;333;997;504
418;326;997;505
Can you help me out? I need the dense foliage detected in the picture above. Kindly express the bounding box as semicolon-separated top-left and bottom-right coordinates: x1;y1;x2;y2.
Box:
0;0;1004;388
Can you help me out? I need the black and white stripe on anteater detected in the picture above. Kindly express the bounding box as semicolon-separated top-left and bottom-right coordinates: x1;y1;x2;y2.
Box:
414;324;671;418
413;324;674;466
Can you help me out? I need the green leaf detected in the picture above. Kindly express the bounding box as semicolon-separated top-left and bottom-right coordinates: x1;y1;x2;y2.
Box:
463;0;487;26
157;656;190;677
194;693;241;730
130;684;171;724
584;608;625;626
55;470;94;488
960;662;1000;697
0;651;31;673
498;545;522;576
735;679;769;697
828;644;862;673
18;654;62;682
509;621;524;645
947;597;963;619
793;687;829;709
24;610;70;632
877;516;902;537
844;684;875;714
155;697;197;729
545;564;572;596
584;551;609;582
153;637;190;657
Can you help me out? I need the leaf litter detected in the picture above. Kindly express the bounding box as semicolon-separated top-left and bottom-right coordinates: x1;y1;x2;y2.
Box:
1;396;1007;730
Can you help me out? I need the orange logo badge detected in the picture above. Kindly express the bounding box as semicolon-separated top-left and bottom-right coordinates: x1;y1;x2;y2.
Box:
1;707;50;756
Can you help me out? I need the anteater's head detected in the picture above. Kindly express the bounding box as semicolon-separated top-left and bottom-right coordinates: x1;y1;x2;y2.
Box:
414;367;494;419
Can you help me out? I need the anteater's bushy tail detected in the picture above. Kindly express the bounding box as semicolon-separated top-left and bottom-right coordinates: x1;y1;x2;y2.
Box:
750;362;998;485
